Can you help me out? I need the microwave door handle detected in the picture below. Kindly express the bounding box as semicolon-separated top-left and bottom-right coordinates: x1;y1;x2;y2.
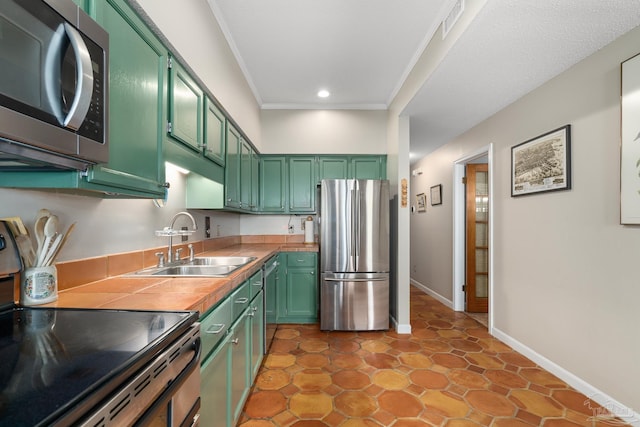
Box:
62;23;94;130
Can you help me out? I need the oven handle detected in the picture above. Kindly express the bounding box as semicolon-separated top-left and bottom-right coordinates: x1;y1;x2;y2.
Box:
133;334;202;427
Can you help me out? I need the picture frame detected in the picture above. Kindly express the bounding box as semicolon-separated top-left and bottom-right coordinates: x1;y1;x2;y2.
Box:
621;53;640;224
416;193;426;212
430;184;442;205
511;125;571;197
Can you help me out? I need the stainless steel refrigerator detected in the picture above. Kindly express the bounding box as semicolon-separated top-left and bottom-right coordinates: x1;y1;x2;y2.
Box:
320;179;390;331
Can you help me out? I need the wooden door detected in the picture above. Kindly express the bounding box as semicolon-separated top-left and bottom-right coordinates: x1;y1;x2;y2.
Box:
466;163;489;313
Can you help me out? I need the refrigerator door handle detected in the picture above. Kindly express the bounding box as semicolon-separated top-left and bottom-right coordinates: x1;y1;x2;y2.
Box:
323;277;388;283
350;187;357;269
355;181;360;262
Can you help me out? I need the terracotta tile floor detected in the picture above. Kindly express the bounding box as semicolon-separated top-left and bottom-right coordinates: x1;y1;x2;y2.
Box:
239;286;627;426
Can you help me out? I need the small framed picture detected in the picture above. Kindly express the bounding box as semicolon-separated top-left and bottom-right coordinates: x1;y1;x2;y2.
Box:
416;193;426;212
430;184;442;205
511;125;571;197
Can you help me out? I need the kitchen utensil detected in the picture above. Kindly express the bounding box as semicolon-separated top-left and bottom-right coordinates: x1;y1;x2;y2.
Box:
37;215;58;267
41;234;62;267
34;209;51;261
42;222;75;267
15;234;37;268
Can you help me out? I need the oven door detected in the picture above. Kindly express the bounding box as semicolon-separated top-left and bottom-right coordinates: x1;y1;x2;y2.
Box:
138;368;201;427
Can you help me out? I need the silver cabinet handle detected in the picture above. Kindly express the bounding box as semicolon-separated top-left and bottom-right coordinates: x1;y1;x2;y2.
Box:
232;338;239;345
235;297;249;304
205;323;225;334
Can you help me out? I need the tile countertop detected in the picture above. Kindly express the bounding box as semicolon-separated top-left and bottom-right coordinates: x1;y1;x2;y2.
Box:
40;243;318;315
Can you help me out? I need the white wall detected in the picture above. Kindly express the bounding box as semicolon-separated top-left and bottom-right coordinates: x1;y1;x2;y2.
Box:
0;166;240;262
135;0;262;148
260;110;387;154
410;24;640;413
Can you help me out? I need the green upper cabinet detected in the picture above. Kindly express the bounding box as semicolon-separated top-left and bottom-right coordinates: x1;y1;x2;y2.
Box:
240;139;252;210
251;151;259;212
225;123;242;209
317;157;348;182
203;98;226;166
168;58;203;152
288;157;316;213
87;0;167;196
350;156;386;179
260;156;286;213
164;59;224;184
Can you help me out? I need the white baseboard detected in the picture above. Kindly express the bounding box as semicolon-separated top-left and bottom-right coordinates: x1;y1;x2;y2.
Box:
410;279;454;309
492;328;640;427
389;314;411;334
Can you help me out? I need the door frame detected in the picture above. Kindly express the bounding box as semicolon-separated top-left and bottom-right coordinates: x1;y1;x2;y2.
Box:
452;144;494;331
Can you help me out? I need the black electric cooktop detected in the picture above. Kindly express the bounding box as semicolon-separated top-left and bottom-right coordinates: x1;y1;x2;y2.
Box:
0;305;197;426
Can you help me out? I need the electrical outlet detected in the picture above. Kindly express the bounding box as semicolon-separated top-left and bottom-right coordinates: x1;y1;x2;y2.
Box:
288;224;294;234
216;225;221;237
181;226;188;242
301;218;306;230
205;216;211;238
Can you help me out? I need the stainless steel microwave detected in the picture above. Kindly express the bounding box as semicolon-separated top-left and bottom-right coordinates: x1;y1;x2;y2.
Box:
0;0;109;171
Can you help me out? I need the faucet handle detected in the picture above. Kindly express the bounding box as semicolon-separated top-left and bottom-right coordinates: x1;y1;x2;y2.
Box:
155;252;166;267
188;244;195;262
175;247;184;261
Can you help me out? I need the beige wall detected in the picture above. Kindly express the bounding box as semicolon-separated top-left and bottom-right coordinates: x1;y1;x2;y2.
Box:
410;24;640;412
260;109;387;154
136;0;262;148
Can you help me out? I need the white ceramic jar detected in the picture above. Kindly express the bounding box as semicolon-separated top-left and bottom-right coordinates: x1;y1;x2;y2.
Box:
21;265;58;305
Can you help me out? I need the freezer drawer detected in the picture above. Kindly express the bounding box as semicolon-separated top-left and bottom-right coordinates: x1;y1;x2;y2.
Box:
320;273;389;331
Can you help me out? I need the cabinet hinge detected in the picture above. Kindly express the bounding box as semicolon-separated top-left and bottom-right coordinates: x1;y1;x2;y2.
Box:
167;56;173;69
462;285;467;292
167;121;172;133
462;176;467;185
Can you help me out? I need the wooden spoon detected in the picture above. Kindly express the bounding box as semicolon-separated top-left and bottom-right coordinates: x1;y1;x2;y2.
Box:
34;209;51;261
43;222;75;267
37;215;58;267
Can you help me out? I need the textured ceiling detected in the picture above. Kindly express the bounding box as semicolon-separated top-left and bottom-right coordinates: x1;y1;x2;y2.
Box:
207;0;640;163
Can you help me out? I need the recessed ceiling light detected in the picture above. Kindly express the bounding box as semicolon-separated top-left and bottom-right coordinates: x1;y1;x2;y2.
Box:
317;89;330;98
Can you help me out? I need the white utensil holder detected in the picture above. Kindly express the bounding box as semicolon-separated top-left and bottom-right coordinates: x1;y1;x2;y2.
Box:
21;265;58;306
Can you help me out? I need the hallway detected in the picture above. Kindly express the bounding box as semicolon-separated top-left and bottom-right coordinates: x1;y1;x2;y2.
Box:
239;286;627;426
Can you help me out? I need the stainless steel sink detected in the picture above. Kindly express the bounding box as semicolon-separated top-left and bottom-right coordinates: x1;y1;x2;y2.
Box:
127;256;257;277
190;256;256;266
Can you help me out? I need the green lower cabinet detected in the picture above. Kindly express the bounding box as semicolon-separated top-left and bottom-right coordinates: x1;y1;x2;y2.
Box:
230;310;250;426
277;252;318;323
249;290;265;382
200;332;232;427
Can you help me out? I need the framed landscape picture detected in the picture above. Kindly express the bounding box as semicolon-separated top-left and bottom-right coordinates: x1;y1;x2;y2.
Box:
621;53;640;224
511;125;571;197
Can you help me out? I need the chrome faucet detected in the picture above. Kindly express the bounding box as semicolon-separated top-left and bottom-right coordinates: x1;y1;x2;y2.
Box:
167;211;197;263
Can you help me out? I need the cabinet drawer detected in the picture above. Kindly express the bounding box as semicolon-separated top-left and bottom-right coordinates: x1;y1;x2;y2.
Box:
287;252;316;268
249;270;263;301
231;280;251;320
200;297;232;359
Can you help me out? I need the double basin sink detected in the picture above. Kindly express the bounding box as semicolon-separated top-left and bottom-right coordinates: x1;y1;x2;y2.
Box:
129;256;257;277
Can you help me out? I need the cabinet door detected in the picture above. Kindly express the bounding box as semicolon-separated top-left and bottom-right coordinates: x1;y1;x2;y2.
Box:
230;313;250;426
168;59;203;152
288;157;315;212
203;98;225;166
240;140;252;210
88;0;167;196
285;268;318;320
200;334;231;427
350;156;385;180
317;157;348;184
225;123;241;208
260;157;286;212
249;290;264;382
251;151;260;212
